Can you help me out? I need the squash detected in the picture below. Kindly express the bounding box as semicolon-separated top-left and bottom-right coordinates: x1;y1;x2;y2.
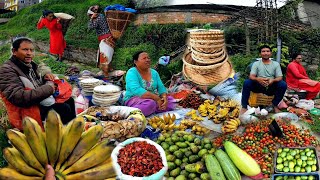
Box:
205;154;226;180
223;141;261;176
214;149;241;180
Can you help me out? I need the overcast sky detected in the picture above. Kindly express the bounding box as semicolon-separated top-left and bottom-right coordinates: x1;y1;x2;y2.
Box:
168;0;286;8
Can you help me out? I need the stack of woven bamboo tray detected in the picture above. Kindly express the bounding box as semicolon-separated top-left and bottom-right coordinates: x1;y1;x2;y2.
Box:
183;29;234;86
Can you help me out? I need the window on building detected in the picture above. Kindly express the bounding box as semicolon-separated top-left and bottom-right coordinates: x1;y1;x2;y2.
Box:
21;0;24;3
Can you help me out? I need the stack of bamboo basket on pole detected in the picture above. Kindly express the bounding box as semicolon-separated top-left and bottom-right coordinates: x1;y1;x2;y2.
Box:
183;29;234;86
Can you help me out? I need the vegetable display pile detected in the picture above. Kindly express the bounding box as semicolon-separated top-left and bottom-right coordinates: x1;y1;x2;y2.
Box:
117;141;164;177
213;119;319;178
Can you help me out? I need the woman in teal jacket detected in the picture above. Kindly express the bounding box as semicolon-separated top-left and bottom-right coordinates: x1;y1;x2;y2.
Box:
124;51;176;116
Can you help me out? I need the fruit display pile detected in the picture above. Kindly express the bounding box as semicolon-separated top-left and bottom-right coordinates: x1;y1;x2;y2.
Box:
0;110;115;180
117;141;164;176
185;99;241;134
274;175;318;180
213;119;319;178
275;147;318;173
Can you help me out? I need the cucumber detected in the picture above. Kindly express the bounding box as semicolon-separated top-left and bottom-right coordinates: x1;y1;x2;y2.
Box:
214;149;241;180
205;154;226;180
224;141;261;176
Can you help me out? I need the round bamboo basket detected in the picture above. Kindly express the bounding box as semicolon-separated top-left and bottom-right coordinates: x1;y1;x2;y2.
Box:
191;49;227;65
189;29;224;36
189;29;224;40
189;38;225;44
182;60;233;86
182;50;227;75
191;46;223;54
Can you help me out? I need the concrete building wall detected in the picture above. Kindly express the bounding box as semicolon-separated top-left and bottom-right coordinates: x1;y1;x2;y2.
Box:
4;0;39;11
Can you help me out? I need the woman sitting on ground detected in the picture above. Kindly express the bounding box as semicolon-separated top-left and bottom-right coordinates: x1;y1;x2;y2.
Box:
286;53;320;99
123;51;176;116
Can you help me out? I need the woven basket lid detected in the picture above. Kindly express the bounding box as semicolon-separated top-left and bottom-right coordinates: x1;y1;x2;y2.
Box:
183;59;234;86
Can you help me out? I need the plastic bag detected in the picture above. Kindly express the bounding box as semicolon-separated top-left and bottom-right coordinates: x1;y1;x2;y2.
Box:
111;137;168;180
40;95;55;106
75;94;88;115
296;99;314;110
53;79;72;103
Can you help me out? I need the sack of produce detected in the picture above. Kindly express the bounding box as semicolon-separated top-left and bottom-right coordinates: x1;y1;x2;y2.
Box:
111;137;168;180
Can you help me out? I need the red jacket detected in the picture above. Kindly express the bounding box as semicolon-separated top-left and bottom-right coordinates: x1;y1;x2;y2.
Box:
286;61;308;89
37;18;66;55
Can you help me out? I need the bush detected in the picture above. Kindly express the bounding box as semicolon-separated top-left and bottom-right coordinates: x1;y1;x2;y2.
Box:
0;12;16;18
42;58;68;74
112;42;165;70
230;54;256;90
0;44;11;65
118;23;194;53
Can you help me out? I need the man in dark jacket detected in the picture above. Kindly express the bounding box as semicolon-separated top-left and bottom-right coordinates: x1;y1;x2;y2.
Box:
0;37;75;130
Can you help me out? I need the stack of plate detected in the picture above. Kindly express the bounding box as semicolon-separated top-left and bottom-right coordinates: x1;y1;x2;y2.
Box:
92;84;122;107
79;78;102;93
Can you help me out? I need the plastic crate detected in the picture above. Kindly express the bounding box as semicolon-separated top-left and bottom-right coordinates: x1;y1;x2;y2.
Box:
274;147;319;174
248;92;274;107
272;172;320;180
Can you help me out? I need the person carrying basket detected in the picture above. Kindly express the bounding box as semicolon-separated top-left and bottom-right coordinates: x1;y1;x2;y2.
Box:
37;10;66;62
87;5;115;78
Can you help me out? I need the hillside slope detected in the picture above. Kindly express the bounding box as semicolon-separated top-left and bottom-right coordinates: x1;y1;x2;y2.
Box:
0;0;129;49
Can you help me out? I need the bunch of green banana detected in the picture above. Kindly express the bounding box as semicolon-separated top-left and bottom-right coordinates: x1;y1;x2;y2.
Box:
0;110;116;180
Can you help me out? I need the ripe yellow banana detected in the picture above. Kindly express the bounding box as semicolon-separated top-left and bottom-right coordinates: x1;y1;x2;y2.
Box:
0;168;42;180
224;124;237;130
23;117;48;167
55;116;85;171
163;114;168;124
65;158;115;180
45;110;63;166
82;115;99;122
3;147;43;177
60;124;103;171
62;140;113;175
226;120;238;127
6;129;45;174
235;118;241;126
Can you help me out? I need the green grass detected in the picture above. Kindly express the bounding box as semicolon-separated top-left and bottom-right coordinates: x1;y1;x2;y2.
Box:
0;128;9;168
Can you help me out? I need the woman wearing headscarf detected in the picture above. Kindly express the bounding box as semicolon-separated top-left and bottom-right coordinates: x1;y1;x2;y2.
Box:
37;10;66;62
87;5;115;77
124;51;176;116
